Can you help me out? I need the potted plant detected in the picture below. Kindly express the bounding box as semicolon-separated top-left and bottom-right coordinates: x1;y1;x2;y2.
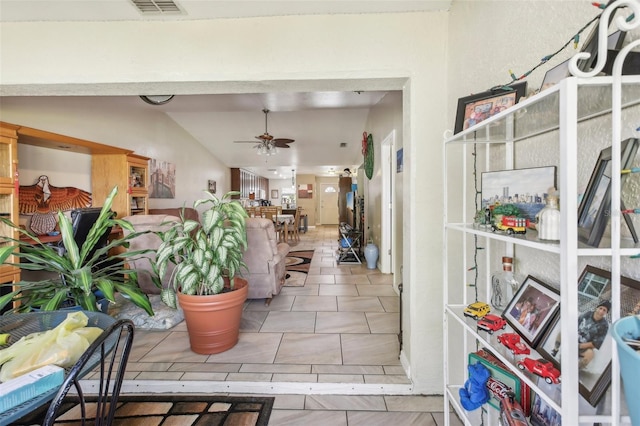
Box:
152;190;249;354
0;186;154;315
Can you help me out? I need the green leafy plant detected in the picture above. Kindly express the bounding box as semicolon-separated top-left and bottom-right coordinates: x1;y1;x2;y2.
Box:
152;191;249;309
0;186;154;314
492;204;522;217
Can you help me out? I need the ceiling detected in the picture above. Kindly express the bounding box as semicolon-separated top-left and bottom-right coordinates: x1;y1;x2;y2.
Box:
0;0;451;22
0;0;448;177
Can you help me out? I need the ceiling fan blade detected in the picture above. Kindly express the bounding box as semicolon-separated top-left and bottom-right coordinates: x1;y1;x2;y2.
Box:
273;138;294;144
273;141;292;148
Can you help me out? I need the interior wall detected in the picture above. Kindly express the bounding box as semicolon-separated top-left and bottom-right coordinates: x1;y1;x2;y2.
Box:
0;11;449;393
445;1;640;390
296;174;317;225
267;177;290;207
363;91;403;278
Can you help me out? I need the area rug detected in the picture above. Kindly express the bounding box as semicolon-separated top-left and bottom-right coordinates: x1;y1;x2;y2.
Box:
284;249;314;286
14;394;274;426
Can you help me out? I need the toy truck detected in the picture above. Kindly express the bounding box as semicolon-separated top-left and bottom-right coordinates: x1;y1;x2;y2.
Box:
492;215;530;235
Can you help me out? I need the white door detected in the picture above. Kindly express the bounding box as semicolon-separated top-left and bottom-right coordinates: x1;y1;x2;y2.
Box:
319;183;339;224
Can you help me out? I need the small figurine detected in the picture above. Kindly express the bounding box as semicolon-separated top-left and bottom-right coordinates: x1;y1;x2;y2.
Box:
459;363;491;411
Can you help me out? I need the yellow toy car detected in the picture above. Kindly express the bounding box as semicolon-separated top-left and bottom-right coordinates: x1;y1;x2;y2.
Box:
463;301;491;320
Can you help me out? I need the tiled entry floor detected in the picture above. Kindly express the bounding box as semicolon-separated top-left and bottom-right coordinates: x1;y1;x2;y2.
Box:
117;225;461;425
127;226;406;387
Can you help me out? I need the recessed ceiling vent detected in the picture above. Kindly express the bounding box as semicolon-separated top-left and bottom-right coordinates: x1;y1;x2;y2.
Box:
339;143;348;148
131;0;183;15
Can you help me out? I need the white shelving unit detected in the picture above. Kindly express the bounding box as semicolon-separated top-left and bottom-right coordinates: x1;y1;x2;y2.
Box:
443;4;640;424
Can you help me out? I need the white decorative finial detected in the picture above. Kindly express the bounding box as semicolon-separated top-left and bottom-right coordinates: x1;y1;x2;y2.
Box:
569;0;640;78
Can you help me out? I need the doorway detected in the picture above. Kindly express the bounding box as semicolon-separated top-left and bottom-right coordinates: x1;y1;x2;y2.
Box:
319;183;339;224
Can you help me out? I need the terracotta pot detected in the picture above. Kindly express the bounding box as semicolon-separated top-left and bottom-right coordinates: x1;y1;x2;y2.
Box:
177;277;248;354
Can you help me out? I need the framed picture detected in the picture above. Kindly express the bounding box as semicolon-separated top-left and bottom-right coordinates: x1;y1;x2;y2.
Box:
481;166;556;222
540;30;627;92
536;265;640;406
454;81;527;134
271;189;279;199
207;180;216;194
530;377;562;426
396;148;403;173
576;0;626;73
539;59;570;92
297;184;313;199
577;138;639;247
502;275;560;347
149;159;176;199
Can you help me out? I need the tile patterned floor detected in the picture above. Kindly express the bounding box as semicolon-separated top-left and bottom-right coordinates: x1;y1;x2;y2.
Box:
120;225;462;425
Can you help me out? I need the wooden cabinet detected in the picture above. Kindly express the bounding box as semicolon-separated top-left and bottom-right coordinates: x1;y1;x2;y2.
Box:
231;168;269;200
337;176;353;225
0;123;21;311
91;153;150;218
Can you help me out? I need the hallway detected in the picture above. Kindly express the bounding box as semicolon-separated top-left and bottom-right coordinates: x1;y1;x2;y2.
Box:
114;225;460;425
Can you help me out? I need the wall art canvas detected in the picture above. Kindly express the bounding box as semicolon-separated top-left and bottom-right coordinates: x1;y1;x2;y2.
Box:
298;184;313;199
149;159;176;199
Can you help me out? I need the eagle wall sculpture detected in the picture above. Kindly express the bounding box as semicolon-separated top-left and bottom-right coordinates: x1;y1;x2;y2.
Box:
19;175;92;235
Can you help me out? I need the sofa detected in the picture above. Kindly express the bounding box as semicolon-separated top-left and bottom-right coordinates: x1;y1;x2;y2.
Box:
149;207;199;223
242;217;291;303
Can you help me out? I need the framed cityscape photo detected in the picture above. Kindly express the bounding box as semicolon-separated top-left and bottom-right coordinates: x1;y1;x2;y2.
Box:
502;275;560;347
454;81;527;134
481;166;556;222
577;138;639;247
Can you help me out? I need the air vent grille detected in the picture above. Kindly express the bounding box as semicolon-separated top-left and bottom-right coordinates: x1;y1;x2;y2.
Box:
131;0;182;14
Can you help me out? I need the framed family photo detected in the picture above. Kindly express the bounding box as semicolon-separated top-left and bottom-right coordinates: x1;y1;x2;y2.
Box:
536;265;640;406
503;275;560;347
454;81;527;134
577;138;639;247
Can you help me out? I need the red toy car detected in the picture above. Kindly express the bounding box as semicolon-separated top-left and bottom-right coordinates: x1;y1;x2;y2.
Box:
476;314;507;334
497;332;530;355
517;357;561;384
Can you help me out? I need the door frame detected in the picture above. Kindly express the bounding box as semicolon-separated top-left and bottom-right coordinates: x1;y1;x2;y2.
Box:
380;130;395;274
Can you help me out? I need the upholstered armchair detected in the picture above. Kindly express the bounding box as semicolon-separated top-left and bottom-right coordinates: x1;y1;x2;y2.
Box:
121;214;181;294
242;218;290;303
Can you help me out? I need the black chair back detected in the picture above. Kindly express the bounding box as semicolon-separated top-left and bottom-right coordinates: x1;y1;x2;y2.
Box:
43;318;135;425
58;207;113;261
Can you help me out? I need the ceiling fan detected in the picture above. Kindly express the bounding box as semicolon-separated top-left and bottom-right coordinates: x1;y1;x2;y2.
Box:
234;109;295;149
